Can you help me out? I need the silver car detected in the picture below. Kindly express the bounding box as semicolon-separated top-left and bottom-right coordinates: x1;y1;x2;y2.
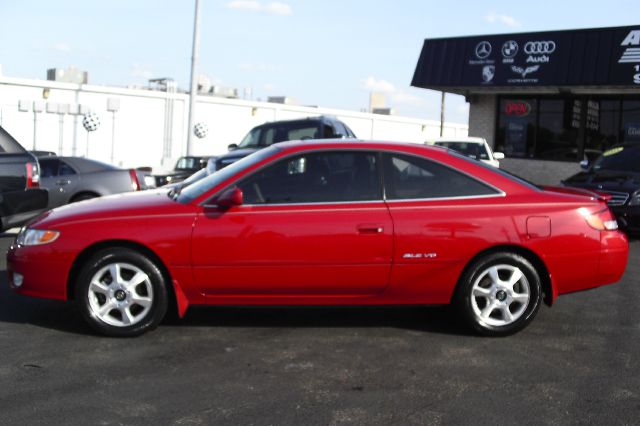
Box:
38;156;142;209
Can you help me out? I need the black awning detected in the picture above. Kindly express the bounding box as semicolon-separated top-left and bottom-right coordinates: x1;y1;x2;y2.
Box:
411;25;640;94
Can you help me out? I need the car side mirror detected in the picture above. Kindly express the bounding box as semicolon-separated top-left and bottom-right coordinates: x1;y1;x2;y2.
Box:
216;187;243;209
580;159;589;170
493;152;505;160
228;144;238;151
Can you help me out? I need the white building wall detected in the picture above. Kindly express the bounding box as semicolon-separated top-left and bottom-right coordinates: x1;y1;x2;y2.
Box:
0;76;468;170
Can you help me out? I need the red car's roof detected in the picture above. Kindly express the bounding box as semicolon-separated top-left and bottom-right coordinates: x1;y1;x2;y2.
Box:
274;139;445;153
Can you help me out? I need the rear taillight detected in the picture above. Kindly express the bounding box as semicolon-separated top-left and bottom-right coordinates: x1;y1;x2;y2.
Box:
582;208;618;231
129;169;141;191
25;162;40;188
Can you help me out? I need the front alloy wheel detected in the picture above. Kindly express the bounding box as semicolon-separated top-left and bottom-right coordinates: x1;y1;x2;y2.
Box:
87;263;154;327
77;248;168;337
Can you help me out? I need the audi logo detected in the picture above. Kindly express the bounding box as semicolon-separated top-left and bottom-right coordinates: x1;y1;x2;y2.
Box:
524;41;556;55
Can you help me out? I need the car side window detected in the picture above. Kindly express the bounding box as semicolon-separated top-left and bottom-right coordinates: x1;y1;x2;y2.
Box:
323;123;337;138
333;121;347;137
40;159;60;178
383;153;499;200
237;151;381;204
59;160;76;176
287;125;318;141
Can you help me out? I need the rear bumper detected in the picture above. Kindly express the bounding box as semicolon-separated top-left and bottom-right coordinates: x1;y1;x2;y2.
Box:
598;230;629;284
549;230;628;297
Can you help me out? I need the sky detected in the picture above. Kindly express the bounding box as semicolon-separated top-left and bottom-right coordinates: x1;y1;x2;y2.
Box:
0;0;638;124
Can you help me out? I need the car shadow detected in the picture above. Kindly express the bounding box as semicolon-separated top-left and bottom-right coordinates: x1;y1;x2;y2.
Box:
175;304;472;336
0;270;472;337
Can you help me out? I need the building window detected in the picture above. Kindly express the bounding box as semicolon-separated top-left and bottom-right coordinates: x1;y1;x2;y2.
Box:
536;99;580;161
584;99;620;161
496;96;639;163
622;101;640;143
497;99;537;159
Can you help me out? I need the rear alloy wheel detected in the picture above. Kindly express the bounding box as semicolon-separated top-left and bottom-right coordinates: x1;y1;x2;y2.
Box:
76;248;168;337
456;252;542;336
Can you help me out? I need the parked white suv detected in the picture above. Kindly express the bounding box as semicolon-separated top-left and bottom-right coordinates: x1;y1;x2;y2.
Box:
427;137;504;168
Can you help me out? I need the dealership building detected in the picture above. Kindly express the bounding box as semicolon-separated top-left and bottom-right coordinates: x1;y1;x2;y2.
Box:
412;25;640;184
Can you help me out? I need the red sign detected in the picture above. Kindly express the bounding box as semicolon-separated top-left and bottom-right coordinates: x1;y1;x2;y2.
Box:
504;101;531;117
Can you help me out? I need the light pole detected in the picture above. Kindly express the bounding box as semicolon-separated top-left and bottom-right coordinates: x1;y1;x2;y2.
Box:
107;98;120;165
186;0;201;156
439;91;446;137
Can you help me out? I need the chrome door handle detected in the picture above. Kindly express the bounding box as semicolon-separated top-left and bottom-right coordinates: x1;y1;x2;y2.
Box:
56;179;71;186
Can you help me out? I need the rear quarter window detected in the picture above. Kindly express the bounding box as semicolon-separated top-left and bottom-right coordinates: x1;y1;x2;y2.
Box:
383;153;500;200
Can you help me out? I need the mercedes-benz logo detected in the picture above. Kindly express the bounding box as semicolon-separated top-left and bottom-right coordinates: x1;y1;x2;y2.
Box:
502;40;518;58
475;41;492;59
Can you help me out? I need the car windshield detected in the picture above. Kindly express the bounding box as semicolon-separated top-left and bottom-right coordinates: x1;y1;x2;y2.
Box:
175;157;202;170
238;122;320;149
592;146;640;173
435;142;489;160
176;146;279;203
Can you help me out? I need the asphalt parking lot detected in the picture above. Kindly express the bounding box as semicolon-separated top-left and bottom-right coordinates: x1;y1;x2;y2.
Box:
0;233;639;425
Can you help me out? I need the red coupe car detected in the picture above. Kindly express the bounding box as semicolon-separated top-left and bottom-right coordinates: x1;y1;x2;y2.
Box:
7;141;628;337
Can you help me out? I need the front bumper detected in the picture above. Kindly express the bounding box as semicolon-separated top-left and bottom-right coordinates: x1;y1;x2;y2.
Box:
7;242;70;300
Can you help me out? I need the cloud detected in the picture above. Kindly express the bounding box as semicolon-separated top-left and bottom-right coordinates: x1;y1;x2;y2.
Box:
226;1;292;15
456;103;470;115
485;12;521;28
264;2;292;15
391;91;424;108
131;63;154;80
52;43;71;52
361;76;396;93
264;83;275;92
361;76;425;108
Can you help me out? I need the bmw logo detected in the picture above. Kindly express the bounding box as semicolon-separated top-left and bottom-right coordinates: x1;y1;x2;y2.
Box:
502;40;518;58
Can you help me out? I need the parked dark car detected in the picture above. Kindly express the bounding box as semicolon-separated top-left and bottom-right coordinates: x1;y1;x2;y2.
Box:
37;155;142;209
0;126;48;231
151;156;211;187
563;144;640;233
211;116;356;172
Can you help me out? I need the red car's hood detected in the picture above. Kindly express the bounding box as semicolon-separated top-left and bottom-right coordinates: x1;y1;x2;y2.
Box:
30;189;193;228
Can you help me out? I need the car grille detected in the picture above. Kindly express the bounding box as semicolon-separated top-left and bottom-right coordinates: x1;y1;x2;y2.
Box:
599;190;629;206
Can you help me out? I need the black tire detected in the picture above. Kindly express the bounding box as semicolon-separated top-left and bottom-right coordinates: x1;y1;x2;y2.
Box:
71;193;98;203
76;248;168;337
455;252;542;337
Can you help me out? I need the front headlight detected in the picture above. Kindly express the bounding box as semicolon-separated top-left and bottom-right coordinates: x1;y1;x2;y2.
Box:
629;192;640;206
16;228;60;246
